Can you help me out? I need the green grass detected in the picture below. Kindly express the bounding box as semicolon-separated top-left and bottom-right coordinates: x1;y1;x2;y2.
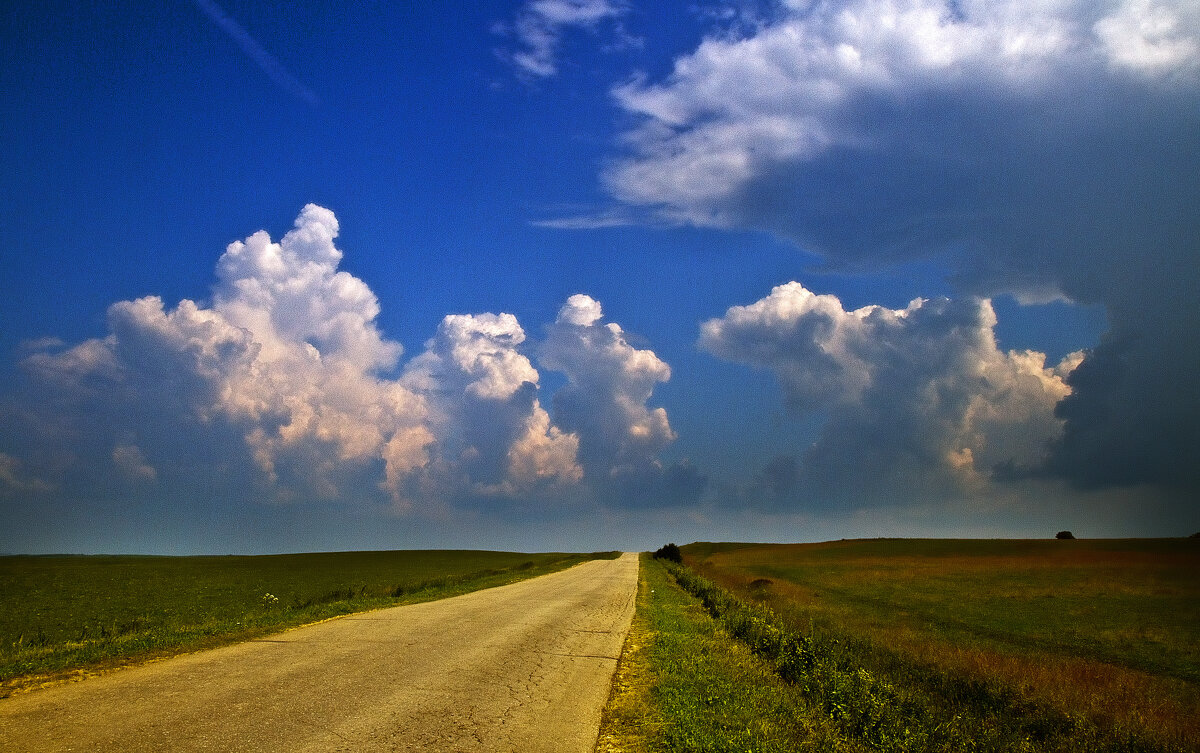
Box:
597;554;866;753
692;539;1200;682
678;539;1200;752
0;549;617;694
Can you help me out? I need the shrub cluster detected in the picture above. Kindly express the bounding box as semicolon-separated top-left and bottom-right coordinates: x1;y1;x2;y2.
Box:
652;543;683;563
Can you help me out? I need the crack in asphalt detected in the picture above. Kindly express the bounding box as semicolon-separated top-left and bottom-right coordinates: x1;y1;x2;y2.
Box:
536;651;622;660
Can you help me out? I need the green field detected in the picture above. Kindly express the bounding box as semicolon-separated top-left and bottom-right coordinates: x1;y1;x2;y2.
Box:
686;539;1200;679
600;540;1199;752
1;549;616;695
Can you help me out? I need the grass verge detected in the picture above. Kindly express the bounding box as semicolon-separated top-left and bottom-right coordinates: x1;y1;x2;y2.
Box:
1;549;617;696
596;553;866;753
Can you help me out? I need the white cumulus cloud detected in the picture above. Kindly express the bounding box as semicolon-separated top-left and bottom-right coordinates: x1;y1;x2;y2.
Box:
541;295;679;489
1095;0;1200;77
507;405;584;487
25;205;430;504
403;311;582;498
609;0;1198;235
702;282;1080;505
404;313;539;401
8;207;708;513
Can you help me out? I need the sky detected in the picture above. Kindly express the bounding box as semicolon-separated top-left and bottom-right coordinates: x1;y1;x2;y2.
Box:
1;0;1197;554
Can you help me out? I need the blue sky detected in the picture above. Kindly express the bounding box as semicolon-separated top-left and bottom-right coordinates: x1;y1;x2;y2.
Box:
1;0;1196;554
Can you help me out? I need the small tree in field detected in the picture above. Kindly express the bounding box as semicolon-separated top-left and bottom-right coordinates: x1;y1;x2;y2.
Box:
1056;530;1075;540
653;543;683;563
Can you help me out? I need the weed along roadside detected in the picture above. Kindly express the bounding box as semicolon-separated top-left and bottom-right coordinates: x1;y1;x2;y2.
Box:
596;543;1196;753
597;552;859;753
0;549;619;696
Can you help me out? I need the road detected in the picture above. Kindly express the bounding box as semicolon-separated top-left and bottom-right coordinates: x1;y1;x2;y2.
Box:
0;552;639;752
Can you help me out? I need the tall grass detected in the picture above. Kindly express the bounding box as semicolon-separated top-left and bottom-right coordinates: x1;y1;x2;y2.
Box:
670;540;1197;752
684;539;1200;749
676;541;1200;753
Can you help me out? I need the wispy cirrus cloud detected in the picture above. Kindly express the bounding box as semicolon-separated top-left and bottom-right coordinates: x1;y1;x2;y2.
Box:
496;0;632;79
530;209;638;229
0;453;55;498
192;0;320;106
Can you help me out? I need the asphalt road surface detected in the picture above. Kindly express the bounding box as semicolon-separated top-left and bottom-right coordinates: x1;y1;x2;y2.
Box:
0;552;639;752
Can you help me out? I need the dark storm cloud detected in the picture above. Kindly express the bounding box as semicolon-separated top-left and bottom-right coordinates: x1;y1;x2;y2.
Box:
610;0;1200;494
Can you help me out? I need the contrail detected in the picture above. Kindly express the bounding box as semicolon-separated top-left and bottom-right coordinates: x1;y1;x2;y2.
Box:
191;0;320;107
